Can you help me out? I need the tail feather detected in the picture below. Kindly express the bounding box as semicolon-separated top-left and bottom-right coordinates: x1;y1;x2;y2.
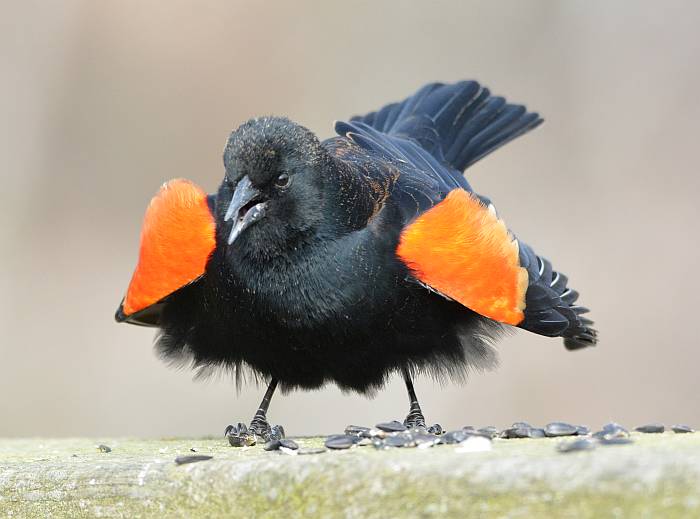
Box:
350;80;542;172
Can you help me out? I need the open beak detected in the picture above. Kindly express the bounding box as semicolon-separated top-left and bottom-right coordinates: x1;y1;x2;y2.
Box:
224;176;267;245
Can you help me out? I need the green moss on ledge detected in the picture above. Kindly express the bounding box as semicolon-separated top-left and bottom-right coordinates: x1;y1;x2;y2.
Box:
1;433;699;518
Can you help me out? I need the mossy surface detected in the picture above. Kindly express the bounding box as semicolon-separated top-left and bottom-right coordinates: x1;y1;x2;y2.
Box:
1;433;699;518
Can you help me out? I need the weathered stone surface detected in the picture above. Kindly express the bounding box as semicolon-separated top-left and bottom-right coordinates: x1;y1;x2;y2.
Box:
1;433;699;518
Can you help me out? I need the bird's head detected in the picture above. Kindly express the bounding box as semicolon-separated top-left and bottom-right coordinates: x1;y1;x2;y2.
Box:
218;116;329;258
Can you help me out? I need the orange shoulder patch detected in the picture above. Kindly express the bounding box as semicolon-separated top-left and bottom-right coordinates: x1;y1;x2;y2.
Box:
396;189;528;325
121;179;216;316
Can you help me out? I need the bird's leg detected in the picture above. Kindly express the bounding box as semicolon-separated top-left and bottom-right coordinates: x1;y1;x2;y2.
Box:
248;379;279;437
402;368;443;434
225;379;285;446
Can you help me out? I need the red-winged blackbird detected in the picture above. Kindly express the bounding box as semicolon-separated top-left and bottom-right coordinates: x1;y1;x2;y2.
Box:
116;81;596;443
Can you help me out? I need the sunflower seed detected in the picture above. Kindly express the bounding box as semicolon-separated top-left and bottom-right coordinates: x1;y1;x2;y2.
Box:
527;428;546;439
501;426;534;439
345;425;371;437
376;421;407;433
264;439;281;451
371;438;387;449
575;425;590;436
97;444;111;453
635;423;664;433
325;434;356;450
477;426;499;438
672;424;694;433
545;422;578;437
279;439;298;450
384;433;415;448
440;430;471;444
592;423;629;440
175;455;213;465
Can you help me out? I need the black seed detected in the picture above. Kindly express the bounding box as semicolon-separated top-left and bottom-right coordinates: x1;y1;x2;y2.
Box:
603;422;628;434
376;421;407;433
462;425;475;431
264;439;281;451
501;427;533;439
279;439;298;450
575;425;590;436
189;447;197;452
427;424;443;435
527;428;546;439
635;423;665;434
97;444;111;453
440;430;470;444
672;424;694;434
325;435;356;450
558;438;596;453
477;426;499;438
371;438;387;449
345;425;371;437
545;422;579;437
593;423;629;440
384;434;414;448
175;455;213;465
298;448;326;455
599;437;634;445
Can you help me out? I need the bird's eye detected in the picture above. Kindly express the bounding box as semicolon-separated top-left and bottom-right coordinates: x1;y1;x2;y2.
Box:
274;173;290;188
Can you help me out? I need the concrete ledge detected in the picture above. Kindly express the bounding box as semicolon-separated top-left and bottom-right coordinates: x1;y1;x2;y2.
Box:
1;433;699;518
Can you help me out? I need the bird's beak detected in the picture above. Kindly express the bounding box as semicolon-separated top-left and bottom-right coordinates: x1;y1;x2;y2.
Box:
224;176;267;245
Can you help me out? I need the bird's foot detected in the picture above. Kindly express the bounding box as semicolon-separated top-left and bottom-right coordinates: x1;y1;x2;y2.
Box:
403;412;442;435
225;419;285;447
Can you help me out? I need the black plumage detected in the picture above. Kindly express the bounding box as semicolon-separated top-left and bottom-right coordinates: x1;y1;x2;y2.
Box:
117;80;597;439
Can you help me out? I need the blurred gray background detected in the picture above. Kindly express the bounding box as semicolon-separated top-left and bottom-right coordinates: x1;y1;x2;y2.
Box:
2;1;698;438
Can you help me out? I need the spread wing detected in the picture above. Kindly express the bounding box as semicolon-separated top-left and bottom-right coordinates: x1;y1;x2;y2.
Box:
326;80;596;349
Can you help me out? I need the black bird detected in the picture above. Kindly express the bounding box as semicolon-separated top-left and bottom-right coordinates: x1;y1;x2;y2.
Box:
116;80;597;444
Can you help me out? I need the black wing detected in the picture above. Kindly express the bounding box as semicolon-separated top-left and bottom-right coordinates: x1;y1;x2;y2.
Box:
326;80;596;349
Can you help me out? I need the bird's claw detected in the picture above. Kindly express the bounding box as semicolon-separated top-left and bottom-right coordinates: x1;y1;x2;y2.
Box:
225;420;285;447
403;414;443;435
427;423;443;435
225;422;257;447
